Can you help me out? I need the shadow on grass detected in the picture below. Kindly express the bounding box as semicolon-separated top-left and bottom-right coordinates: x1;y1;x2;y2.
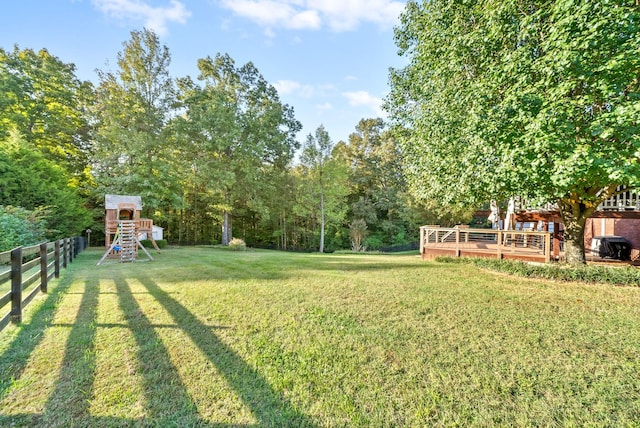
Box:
111;272;210;425
39;277;100;425
0;271;76;401
136;273;317;427
0;260;316;427
0;275;103;426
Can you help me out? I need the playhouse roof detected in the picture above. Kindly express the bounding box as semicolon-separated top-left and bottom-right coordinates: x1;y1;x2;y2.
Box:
105;194;142;210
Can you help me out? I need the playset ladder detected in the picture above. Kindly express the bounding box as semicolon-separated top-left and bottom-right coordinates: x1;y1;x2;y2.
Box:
118;220;137;262
97;220;154;265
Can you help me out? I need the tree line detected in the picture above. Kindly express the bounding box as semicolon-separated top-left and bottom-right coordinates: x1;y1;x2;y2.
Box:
6;1;632;263
0;28;452;253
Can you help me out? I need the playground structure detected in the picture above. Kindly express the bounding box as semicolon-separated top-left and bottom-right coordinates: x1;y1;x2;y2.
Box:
97;195;161;265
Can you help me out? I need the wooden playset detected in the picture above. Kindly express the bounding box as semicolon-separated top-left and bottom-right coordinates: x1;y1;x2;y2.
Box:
97;194;161;265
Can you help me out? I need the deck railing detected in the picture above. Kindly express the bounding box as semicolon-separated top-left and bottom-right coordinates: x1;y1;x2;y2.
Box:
420;226;553;263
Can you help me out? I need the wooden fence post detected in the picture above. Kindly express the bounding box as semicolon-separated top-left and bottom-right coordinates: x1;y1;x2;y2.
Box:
40;243;48;293
63;238;68;269
55;240;61;278
10;247;22;324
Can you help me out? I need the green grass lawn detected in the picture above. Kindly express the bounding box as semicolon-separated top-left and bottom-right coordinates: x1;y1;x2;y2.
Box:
1;247;640;426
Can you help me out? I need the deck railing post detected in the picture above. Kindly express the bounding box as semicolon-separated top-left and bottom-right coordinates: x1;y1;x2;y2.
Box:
544;232;551;263
455;229;461;257
10;247;23;324
497;230;503;259
40;242;48;293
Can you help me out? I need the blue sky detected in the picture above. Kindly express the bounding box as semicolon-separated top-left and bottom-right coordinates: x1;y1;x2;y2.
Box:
1;0;408;144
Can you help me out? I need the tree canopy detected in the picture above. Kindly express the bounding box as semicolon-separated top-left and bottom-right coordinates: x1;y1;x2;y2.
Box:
387;0;640;263
91;29;182;215
0;46;93;175
0;27;431;253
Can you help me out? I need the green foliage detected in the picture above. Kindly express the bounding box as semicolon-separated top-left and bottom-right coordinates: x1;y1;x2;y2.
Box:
172;52;302;245
139;239;167;249
91;29;182;216
364;235;384;251
387;0;640;263
334;118;417;249
298;125;349;253
228;238;247;251
0;205;47;251
437;256;640;287
0;130;91;239
0;46;93;176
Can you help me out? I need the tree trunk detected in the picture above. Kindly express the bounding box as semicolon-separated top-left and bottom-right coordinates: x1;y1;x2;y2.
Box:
319;192;325;253
558;198;597;264
178;208;183;245
222;210;232;245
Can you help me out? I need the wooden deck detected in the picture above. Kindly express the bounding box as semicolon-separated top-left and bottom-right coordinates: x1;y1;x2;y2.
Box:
420;226;556;263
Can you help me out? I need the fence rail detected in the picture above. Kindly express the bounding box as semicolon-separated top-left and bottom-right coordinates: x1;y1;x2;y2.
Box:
420;226;553;263
0;237;85;332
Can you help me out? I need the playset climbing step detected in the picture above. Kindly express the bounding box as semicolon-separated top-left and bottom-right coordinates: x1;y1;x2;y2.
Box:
96;220;154;265
118;220;137;262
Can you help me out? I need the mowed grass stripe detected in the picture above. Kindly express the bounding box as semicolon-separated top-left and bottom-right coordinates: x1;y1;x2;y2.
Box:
0;247;639;426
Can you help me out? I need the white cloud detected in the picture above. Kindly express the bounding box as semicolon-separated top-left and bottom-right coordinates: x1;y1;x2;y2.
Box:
92;0;191;36
273;79;328;98
316;102;333;111
342;90;386;117
273;79;302;94
219;0;405;32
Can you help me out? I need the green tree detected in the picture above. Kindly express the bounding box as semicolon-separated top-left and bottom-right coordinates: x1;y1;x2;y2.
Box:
0;205;48;252
387;0;640;263
173;53;301;245
333;118;414;248
0;130;91;239
0;46;93;175
92;29;182;216
299;125;348;253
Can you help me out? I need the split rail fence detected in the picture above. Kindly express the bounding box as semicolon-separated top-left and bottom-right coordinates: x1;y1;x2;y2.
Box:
420;226;554;263
0;237;84;332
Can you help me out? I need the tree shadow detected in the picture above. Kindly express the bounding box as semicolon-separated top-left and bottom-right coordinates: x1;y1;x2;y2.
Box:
1;269;315;426
39;277;100;425
111;273;210;425
0;272;76;401
136;274;317;427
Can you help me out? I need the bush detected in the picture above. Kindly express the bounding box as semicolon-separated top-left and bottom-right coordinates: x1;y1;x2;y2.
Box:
0;205;47;252
364;235;384;251
139;239;168;249
228;238;247;251
435;256;640;287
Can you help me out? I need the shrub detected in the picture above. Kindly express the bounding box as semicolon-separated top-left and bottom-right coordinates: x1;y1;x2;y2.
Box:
139;239;168;249
0;205;47;252
435;256;640;287
364;235;384;251
228;238;247;251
